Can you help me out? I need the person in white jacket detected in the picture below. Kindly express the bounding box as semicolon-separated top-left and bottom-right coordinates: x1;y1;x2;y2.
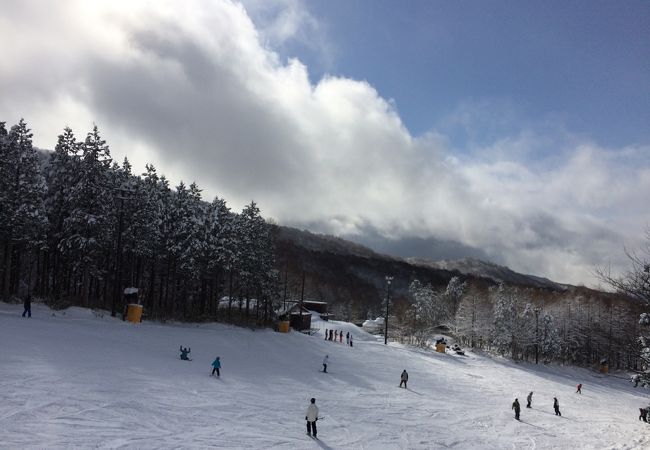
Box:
322;355;329;373
305;398;319;437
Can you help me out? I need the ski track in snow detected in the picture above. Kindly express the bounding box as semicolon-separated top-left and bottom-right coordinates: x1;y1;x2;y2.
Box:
1;304;650;449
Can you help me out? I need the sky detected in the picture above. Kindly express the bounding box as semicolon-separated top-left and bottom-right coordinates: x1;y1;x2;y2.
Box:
0;0;649;286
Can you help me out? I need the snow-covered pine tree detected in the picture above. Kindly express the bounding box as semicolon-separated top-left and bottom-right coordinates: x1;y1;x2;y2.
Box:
131;164;164;311
539;311;561;362
45;127;82;300
237;201;275;321
0;120;48;300
203;196;235;317
491;283;521;358
60;124;113;306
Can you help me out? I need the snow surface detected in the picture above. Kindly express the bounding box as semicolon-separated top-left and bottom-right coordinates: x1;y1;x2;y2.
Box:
1;302;649;449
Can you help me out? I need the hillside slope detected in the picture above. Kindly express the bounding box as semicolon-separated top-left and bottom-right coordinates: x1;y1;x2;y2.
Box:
1;302;648;449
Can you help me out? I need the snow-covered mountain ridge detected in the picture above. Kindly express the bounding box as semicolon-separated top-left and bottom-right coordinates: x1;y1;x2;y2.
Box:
409;257;568;291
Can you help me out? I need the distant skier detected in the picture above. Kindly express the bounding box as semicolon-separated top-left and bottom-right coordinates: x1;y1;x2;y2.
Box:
324;329;328;340
22;295;31;318
346;332;350;345
512;398;521;420
322;355;329;373
335;330;338;341
576;383;582;394
526;392;533;408
305;398;319;438
339;332;343;343
349;335;353;347
553;397;561;416
211;356;221;376
180;345;191;361
329;329;333;341
640;407;648;422
400;370;409;388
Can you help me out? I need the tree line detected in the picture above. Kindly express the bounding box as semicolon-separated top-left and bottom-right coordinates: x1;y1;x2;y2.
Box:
0;119;278;325
390;276;641;372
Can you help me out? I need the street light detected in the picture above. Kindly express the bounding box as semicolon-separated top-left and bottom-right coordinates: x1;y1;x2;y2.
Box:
384;276;393;345
534;307;542;364
111;187;131;318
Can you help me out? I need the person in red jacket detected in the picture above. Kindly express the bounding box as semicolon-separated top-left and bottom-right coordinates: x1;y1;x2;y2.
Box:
576;383;582;394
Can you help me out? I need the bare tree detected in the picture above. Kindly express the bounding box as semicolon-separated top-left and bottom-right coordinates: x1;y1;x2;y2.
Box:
597;228;650;385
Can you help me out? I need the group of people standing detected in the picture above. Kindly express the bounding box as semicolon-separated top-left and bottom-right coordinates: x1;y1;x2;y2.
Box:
512;394;561;420
324;328;353;347
513;384;581;420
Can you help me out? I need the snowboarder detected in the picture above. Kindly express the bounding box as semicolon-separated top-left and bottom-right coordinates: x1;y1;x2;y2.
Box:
512;398;521;420
305;398;319;437
400;370;408;388
553;397;561;416
180;345;191;360
322;355;329;373
349;335;353;347
576;383;582;394
346;332;350;345
324;329;328;340
211;356;221;376
640;407;648;422
526;392;533;408
22;295;31;318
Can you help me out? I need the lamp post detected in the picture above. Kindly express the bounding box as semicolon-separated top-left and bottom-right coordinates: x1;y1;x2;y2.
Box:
534;307;541;364
384;276;393;345
111;188;130;318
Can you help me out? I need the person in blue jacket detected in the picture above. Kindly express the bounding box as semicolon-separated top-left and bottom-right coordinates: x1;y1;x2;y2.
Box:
180;345;191;360
211;357;221;376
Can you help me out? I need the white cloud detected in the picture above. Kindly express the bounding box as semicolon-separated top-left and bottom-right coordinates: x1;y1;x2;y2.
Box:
0;0;648;286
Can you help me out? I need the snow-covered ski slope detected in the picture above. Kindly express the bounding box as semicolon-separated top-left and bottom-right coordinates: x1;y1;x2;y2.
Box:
1;303;649;449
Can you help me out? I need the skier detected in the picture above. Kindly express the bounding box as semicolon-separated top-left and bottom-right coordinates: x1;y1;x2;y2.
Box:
349;335;353;347
335;330;338;341
640;407;648;422
329;329;333;341
526;392;533;408
400;370;408;388
553;397;561;416
576;383;582;394
324;329;328;340
305;398;319;438
180;345;191;361
512;398;521;420
211;356;221;376
22;295;32;318
339;331;343;343
322;355;329;373
346;332;350;345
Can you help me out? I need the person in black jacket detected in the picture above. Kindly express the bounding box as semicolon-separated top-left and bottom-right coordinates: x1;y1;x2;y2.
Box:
512;398;521;420
526;392;533;408
400;370;408;388
22;295;31;318
553;397;561;416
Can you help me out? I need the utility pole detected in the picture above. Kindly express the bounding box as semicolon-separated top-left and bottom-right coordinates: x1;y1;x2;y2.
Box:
534;307;541;364
299;270;305;329
384;275;393;345
111;190;128;318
